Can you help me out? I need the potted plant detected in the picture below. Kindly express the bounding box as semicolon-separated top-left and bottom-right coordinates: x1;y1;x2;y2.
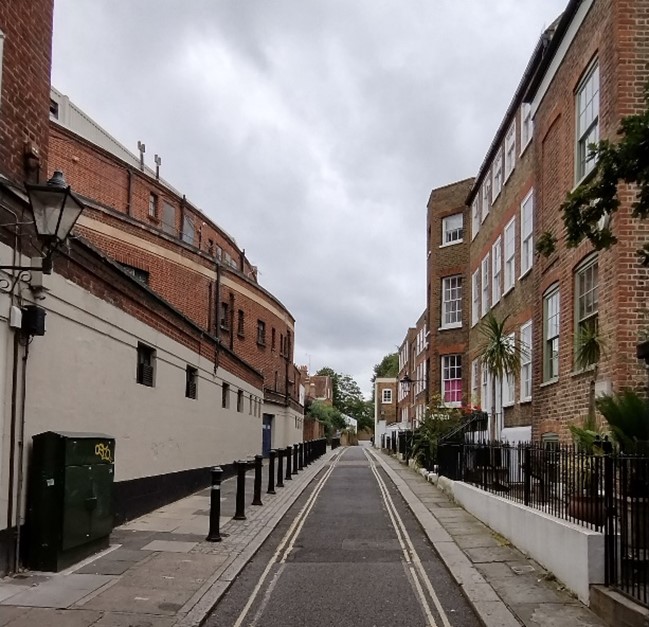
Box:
565;418;608;526
597;389;649;550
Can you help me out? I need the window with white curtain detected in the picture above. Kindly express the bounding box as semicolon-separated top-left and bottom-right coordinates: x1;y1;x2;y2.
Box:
472;270;480;327
520;321;532;401
520;190;534;276
543;287;560;381
492;237;502;305
504;217;516;293
576;62;600;182
481;254;490;317
504;122;516;179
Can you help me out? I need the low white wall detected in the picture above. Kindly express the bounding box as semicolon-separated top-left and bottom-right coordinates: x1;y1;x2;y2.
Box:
451;482;604;605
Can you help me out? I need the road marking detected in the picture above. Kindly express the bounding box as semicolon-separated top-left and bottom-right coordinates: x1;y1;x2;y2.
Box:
232;447;345;627
366;449;453;627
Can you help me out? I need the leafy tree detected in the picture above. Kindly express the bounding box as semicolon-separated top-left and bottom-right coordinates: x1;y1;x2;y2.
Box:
305;399;345;437
552;83;649;265
315;367;373;432
478;312;521;441
372;353;399;380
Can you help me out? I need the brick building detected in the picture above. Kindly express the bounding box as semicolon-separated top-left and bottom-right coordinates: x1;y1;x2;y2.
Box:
427;179;472;414
0;0;303;574
413;0;649;443
48;89;304;448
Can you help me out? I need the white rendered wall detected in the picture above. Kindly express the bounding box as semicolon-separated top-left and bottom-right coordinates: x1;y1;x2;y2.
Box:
23;273;263;482
451;481;604;605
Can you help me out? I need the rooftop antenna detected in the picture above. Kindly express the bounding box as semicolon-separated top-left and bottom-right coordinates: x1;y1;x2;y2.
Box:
154;154;162;180
137;141;146;171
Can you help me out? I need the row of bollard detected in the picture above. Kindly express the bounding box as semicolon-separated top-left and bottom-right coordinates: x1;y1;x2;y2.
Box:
206;438;328;542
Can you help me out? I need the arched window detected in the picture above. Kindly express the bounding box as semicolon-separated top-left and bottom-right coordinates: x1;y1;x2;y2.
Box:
543;284;560;382
574;254;598;369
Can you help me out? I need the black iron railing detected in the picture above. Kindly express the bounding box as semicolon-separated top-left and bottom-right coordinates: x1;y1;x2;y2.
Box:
437;439;649;607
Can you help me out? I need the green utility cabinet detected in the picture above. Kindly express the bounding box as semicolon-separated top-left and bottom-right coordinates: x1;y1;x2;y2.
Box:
27;431;116;572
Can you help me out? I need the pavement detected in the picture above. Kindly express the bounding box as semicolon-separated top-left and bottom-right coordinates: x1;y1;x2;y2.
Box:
0;445;608;627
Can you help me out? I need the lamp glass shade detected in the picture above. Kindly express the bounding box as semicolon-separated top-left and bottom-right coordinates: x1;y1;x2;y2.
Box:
400;377;411;395
27;173;84;243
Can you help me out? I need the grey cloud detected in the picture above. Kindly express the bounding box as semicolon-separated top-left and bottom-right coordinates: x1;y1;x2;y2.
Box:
53;0;567;395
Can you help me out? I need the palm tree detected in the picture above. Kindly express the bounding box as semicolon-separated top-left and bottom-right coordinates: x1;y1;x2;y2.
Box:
574;322;605;424
478;312;521;441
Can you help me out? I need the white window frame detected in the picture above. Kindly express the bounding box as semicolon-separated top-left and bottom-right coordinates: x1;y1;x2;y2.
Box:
441;275;463;329
471;269;480;327
481;174;491;223
492;149;503;202
471;197;480;240
520;189;534;277
442;213;463;246
481;253;490;317
576;62;600;183
382;388;392;404
520;102;533;153
471;359;480;406
543;286;560;382
575;255;599;368
492;237;502;306
441;354;462;407
520;320;532;402
481;366;491;416
504;217;516;293
503;332;516;407
504;121;516;180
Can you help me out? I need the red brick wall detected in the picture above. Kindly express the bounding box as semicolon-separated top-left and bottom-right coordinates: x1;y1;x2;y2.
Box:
533;0;649;440
48;124;299;405
49;125;253;277
427;179;473;408
0;1;53;184
60;240;263;389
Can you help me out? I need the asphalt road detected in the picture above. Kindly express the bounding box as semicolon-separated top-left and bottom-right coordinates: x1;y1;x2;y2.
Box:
205;445;481;627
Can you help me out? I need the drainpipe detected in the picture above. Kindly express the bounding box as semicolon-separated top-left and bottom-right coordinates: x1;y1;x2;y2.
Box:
213;260;221;375
6;331;20;567
13;338;30;572
228;292;234;351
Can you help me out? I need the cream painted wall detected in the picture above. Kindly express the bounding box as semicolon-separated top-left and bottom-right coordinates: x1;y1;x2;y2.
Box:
21;274;264;484
264;403;304;450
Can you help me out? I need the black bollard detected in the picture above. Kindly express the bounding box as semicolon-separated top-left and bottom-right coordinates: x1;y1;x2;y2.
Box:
234;460;247;520
206;466;223;542
252;454;263;506
267;449;276;494
285;445;293;480
293;444;299;472
298;443;304;471
277;448;285;488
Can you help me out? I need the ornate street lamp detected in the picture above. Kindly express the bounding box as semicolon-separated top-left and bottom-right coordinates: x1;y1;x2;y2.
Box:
0;170;84;276
400;374;414;396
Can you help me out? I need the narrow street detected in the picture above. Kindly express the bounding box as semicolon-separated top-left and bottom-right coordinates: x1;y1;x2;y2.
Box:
206;445;480;627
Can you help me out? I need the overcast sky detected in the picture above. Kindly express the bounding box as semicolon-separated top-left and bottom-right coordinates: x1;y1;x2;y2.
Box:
52;1;567;397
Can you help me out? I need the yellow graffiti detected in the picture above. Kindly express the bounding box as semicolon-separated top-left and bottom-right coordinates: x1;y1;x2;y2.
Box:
95;443;113;463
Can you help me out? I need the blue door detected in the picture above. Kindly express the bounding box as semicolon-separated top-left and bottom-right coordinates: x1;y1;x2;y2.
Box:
262;414;273;456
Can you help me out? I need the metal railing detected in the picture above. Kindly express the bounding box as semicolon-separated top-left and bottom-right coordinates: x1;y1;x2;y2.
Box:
437;439;649;607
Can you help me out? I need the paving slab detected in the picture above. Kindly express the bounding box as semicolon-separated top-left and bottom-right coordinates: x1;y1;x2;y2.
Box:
140;540;197;553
